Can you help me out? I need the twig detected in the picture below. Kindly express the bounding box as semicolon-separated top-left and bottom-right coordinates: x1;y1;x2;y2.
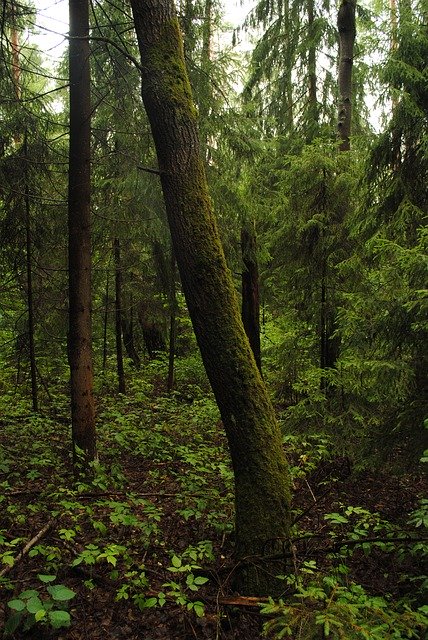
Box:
76;491;179;499
304;477;317;504
0;517;56;578
137;165;163;176
330;534;428;551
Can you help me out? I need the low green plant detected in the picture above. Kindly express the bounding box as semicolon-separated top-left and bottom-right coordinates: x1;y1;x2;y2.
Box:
71;542;130;568
260;574;428;639
4;574;75;637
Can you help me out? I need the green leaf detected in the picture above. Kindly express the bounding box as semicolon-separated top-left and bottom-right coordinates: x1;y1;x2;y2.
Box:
2;554;15;567
48;610;71;629
193;576;208;585
35;609;47;621
47;584;76;601
25;596;44;614
7;599;25;611
193;602;205;618
71;556;83;566
144;597;158;608
171;555;181;568
325;513;349;524
19;589;39;599
38;574;57;583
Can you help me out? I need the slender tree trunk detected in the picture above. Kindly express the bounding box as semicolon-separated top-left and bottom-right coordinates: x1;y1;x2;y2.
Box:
307;0;319;141
199;0;213;158
279;0;294;136
12;22;38;411
167;251;177;393
241;222;261;374
102;270;109;380
122;293;141;369
113;238;126;394
337;0;356;151
320;262;327;373
24;132;38;412
130;0;291;595
68;0;96;462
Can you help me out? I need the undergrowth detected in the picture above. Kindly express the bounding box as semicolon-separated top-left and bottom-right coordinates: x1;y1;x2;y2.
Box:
0;355;426;639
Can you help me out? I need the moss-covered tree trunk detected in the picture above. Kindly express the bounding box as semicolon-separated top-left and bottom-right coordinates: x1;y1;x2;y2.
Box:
130;0;291;595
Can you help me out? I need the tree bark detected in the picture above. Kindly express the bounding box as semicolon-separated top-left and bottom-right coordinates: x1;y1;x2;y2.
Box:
307;0;319;141
114;237;126;394
102;270;109;380
337;0;356;151
122;293;141;369
167;251;177;392
130;0;291;595
241;222;262;374
24;132;38;412
68;0;96;462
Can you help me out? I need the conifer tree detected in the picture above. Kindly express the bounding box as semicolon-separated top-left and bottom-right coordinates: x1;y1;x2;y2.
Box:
68;0;97;462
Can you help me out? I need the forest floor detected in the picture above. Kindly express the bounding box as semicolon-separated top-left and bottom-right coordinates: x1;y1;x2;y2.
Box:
0;360;427;639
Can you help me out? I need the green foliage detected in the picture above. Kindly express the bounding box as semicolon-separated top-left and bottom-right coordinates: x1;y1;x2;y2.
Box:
260;577;428;639
4;575;75;637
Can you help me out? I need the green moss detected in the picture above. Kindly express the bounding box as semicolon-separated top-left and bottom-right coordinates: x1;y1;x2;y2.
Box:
147;18;198;119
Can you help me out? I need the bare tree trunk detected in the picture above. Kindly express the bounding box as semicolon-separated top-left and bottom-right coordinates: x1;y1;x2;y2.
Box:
199;0;213;159
68;0;96;463
167;251;177;393
241;222;261;373
102;270;109;380
307;0;319;141
24;132;38;412
337;0;356;151
130;0;291;596
122;293;141;369
114;237;126;394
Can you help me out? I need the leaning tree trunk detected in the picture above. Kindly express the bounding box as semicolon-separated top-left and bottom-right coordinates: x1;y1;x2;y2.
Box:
130;0;291;596
337;0;356;151
68;0;96;463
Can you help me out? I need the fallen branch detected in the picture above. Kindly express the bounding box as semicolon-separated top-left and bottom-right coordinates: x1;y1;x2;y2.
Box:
0;517;56;578
77;491;180;499
137;589;269;608
216;595;268;607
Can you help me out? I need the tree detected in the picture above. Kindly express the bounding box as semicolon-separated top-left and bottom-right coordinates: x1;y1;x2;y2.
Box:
113;237;126;394
129;0;291;595
338;0;428;459
68;0;97;463
241;221;262;372
337;0;356;151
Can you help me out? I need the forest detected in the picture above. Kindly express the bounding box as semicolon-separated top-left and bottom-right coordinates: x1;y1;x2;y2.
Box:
0;0;427;637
